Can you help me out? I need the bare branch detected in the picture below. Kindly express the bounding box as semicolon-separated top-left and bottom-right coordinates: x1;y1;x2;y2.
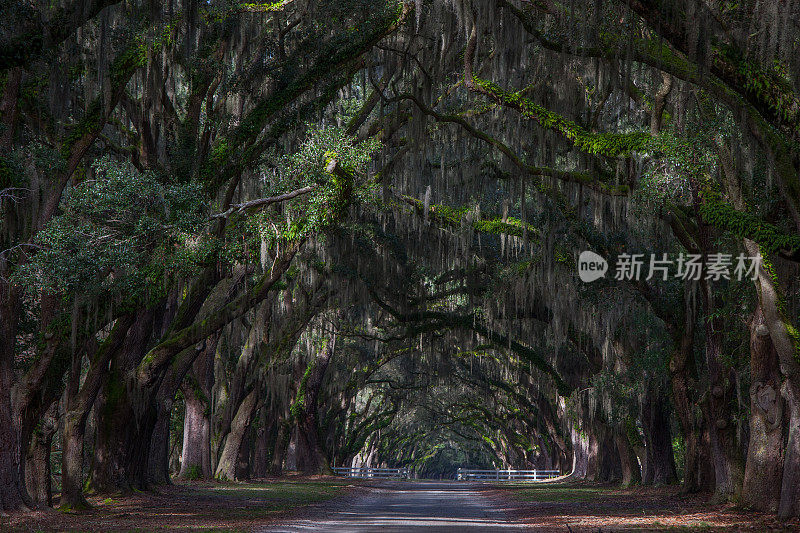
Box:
210;186;316;219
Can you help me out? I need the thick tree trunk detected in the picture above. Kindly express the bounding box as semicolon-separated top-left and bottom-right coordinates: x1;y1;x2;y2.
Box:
252;408;274;478
215;389;259;481
667;282;715;493
295;410;332;476
89;368;153;493
0;282;28;514
745;248;800;519
179;384;212;479
614;427;641;486
641;383;678;485
147;402;172;485
718;155;798;514
593;423;622;483
741;304;785;512
634;443;651;485
61;416;90;510
701;281;744;500
670;340;702;490
294;338;336;476
269;419;290;476
779;379;800;519
25;437;52;508
59;314;133;508
24;402;56;508
235;423;254;480
89;310;165;493
0;412;28;514
584;420;622;483
60;352;88;511
178;333;216;480
567;419;589;479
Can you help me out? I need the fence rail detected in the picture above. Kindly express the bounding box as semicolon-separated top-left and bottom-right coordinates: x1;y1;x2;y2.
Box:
457;468;561;481
333;467;409;479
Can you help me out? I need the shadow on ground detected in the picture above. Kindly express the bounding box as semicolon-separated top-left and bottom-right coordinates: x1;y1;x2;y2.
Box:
488;481;800;532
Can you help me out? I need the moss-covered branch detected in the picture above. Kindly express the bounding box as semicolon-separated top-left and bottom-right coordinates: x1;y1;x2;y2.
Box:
699;198;800;262
394;92;629;195
136;243;301;386
399;195;540;240
468;77;651;157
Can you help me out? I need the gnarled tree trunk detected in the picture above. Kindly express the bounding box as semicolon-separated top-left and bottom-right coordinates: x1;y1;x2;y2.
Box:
294;337;336;476
614;427;642;486
779;379;800;519
179;383;212;479
0;282;28;513
178;334;217;480
269;418;291;476
741;304;785;512
215;389;259;481
25;402;57;508
701;280;744;500
641;382;678;485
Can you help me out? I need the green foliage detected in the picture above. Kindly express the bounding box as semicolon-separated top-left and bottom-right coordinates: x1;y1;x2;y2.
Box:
240;0;295;12
699;197;800;256
15;157;206;301
277;125;378;192
184;464;203;480
718;43;800;130
260;125;380;242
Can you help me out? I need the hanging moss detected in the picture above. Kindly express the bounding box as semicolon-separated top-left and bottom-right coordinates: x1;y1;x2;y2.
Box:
61;19;176;162
290;361;315;417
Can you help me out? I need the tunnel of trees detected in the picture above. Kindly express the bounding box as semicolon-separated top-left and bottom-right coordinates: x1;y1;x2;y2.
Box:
1;0;799;522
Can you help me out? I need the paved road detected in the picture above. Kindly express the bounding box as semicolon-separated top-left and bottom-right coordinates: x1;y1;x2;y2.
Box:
261;481;530;532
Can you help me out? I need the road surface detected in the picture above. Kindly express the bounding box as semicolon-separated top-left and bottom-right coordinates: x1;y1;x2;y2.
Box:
261;481;530;532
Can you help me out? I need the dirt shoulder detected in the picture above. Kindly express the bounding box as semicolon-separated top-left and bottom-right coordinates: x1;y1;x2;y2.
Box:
4;477;360;532
485;481;800;532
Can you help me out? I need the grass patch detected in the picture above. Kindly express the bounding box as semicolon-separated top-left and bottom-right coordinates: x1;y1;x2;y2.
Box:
502;482;608;502
650;523;714;531
188;480;349;520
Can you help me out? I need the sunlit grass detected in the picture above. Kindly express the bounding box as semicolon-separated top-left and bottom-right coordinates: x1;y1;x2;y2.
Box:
187;480;349;520
501;482;606;502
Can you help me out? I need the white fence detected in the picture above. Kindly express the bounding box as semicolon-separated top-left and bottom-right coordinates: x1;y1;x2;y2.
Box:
333;467;409;479
457;468;561;481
